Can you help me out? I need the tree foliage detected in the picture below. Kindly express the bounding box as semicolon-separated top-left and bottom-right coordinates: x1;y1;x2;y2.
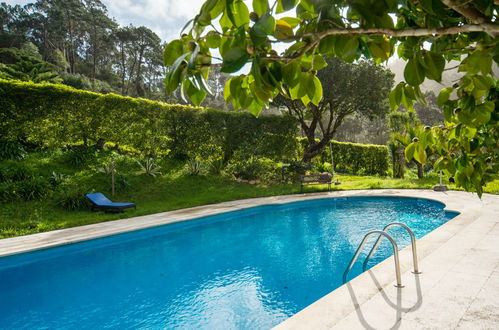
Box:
0;1;164;98
275;57;393;161
164;0;498;195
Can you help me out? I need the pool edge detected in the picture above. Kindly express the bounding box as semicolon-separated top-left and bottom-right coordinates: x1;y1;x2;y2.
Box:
0;189;471;258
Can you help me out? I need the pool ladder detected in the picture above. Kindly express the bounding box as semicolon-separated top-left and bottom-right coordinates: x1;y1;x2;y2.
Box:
343;222;421;288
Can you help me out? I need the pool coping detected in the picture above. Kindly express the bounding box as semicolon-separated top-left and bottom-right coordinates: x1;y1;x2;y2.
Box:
0;189;497;328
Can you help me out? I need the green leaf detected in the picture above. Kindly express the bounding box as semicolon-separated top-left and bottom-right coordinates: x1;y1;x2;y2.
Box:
254;12;275;35
184;79;207;105
309;75;323;106
401;85;415;110
422;52;445;82
459;50;492;75
280;17;301;28
209;0;226;19
277;0;298;13
300;54;327;71
227;0;250;28
437;87;453;107
163;40;184;66
471;104;492;126
389;83;403;110
188;43;200;70
404;58;425;86
206;32;221;48
404;142;416;161
413;144;427;164
252;0;269;16
289;72;312;99
195;73;213;95
165;62;185;93
275;19;294;39
419;0;435;15
221;47;250;73
282;60;300;88
368;37;391;62
223;77;233;101
319;35;336;56
335;36;359;61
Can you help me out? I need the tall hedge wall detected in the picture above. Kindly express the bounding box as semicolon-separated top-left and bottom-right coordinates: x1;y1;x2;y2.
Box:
299;138;389;175
0;79;298;162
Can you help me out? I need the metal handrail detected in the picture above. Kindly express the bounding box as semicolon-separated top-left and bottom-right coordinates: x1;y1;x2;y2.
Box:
363;222;421;274
343;230;403;288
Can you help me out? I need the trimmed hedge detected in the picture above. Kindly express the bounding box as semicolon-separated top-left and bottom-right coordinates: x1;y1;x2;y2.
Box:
0;79;298;162
299;138;389;175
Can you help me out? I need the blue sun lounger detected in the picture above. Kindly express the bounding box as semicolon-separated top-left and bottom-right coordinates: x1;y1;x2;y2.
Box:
86;193;136;212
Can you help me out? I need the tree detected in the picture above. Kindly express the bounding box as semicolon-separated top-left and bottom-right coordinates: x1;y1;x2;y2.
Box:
164;0;498;196
414;91;444;126
81;0;117;85
274;57;393;161
388;110;431;179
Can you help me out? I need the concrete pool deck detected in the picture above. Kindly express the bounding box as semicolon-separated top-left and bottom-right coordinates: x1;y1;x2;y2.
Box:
1;189;498;329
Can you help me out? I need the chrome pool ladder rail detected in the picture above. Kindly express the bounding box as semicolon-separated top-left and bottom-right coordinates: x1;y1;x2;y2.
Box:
343;230;403;288
363;222;421;275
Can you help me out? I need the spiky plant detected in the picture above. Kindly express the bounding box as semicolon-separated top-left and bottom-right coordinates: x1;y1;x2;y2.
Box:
135;158;162;178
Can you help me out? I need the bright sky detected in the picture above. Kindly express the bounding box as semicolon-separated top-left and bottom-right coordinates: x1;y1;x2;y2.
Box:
5;0;206;42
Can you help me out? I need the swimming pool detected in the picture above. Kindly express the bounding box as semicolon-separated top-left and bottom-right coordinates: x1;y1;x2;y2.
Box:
0;196;458;329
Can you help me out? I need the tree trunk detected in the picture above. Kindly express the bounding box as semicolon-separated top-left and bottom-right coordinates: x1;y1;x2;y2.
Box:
416;162;424;179
301;137;330;162
396;148;405;178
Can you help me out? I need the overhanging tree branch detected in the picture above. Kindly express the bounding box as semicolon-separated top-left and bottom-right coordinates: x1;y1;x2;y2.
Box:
276;24;499;43
440;0;495;26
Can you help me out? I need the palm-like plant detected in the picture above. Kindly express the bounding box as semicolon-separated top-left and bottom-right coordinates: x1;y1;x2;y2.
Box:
98;159;117;195
135;158;162;177
0;61;62;83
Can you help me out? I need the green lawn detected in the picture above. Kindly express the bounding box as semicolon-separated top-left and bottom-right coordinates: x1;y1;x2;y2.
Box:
1;170;497;239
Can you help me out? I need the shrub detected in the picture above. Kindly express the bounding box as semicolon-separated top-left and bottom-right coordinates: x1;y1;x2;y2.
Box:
0;181;18;201
226;156;279;182
0;163;34;182
17;176;51;200
0;140;26;160
62;145;97;168
0;176;51;201
115;174;132;192
135;158;162;177
49;171;70;186
54;184;90;211
300;138;389;176
315;162;332;173
186;159;203;176
208;158;225;175
0;80;298;162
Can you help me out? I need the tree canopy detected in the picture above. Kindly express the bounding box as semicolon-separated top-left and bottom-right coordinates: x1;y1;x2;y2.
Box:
275;57;393;161
1;0;165;97
163;0;498;196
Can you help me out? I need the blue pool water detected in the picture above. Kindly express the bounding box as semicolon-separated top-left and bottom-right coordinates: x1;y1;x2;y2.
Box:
0;197;458;329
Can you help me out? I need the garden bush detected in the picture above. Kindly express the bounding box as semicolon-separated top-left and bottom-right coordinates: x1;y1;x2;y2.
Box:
0;139;26;160
226;156;279;182
53;184;91;211
0;79;298;163
61;145;98;168
299;138;389;176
